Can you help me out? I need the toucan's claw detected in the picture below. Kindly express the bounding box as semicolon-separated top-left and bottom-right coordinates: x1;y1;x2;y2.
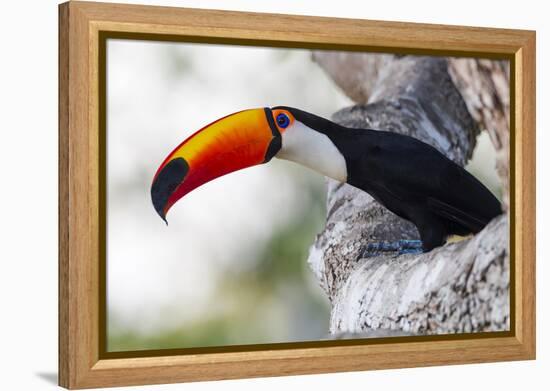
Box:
398;239;423;250
361;239;423;257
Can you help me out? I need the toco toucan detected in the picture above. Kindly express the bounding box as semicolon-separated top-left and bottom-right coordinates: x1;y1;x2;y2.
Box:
151;107;501;253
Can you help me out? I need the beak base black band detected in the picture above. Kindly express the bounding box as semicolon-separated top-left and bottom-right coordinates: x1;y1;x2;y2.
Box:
263;107;282;163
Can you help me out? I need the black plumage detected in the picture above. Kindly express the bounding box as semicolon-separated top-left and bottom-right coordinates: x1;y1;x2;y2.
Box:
277;106;502;251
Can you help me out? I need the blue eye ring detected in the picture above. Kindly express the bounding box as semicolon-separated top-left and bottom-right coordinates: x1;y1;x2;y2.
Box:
276;113;290;128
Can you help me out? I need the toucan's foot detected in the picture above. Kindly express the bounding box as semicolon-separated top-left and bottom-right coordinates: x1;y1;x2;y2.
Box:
397;247;424;255
362;239;423;257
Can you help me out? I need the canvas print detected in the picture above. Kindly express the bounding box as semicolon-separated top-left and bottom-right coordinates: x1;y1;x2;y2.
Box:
107;39;510;352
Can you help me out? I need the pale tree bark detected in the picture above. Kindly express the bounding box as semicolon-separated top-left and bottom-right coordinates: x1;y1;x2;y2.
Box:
309;52;510;337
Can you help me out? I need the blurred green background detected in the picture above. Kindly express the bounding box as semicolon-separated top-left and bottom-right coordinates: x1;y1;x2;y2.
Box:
106;41;352;352
108;170;329;351
106;41;501;352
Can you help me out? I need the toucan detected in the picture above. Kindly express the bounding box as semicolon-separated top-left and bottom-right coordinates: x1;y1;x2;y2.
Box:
151;106;501;253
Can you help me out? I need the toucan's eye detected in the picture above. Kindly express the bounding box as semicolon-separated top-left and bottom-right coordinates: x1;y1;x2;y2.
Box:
276;113;290;128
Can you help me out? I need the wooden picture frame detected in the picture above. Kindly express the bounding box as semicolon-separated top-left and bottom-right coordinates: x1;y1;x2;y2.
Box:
59;1;535;389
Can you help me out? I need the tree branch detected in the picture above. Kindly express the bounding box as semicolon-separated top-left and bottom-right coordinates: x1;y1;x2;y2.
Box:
308;52;509;335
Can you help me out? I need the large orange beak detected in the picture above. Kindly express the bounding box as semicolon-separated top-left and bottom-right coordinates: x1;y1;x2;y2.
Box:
151;108;281;222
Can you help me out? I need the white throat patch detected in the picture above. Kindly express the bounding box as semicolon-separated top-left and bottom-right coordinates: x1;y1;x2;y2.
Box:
275;121;348;182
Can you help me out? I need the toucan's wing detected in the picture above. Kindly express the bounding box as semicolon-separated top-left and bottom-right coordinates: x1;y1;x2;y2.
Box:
356;131;502;233
426;156;501;232
427;196;489;233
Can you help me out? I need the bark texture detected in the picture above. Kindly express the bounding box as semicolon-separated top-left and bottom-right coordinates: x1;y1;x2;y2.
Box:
308;52;510;336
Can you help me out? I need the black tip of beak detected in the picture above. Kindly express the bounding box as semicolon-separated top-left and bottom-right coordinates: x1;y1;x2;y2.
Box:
151;157;189;223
